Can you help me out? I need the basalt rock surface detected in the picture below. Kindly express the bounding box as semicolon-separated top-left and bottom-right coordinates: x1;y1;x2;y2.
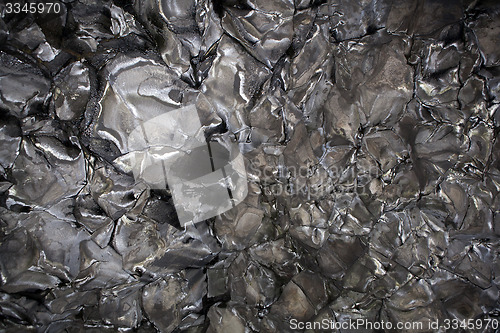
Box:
1;0;499;332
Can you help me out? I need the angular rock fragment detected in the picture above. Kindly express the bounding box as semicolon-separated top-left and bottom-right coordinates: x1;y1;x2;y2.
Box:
0;54;50;118
53;61;90;121
142;272;206;333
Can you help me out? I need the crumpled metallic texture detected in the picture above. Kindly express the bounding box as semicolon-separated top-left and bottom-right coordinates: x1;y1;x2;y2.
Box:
1;0;499;332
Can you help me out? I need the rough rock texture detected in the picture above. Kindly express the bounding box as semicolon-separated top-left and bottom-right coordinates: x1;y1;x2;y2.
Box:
1;0;500;332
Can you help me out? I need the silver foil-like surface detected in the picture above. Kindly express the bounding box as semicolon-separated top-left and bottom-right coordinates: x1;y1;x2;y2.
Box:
1;0;499;332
